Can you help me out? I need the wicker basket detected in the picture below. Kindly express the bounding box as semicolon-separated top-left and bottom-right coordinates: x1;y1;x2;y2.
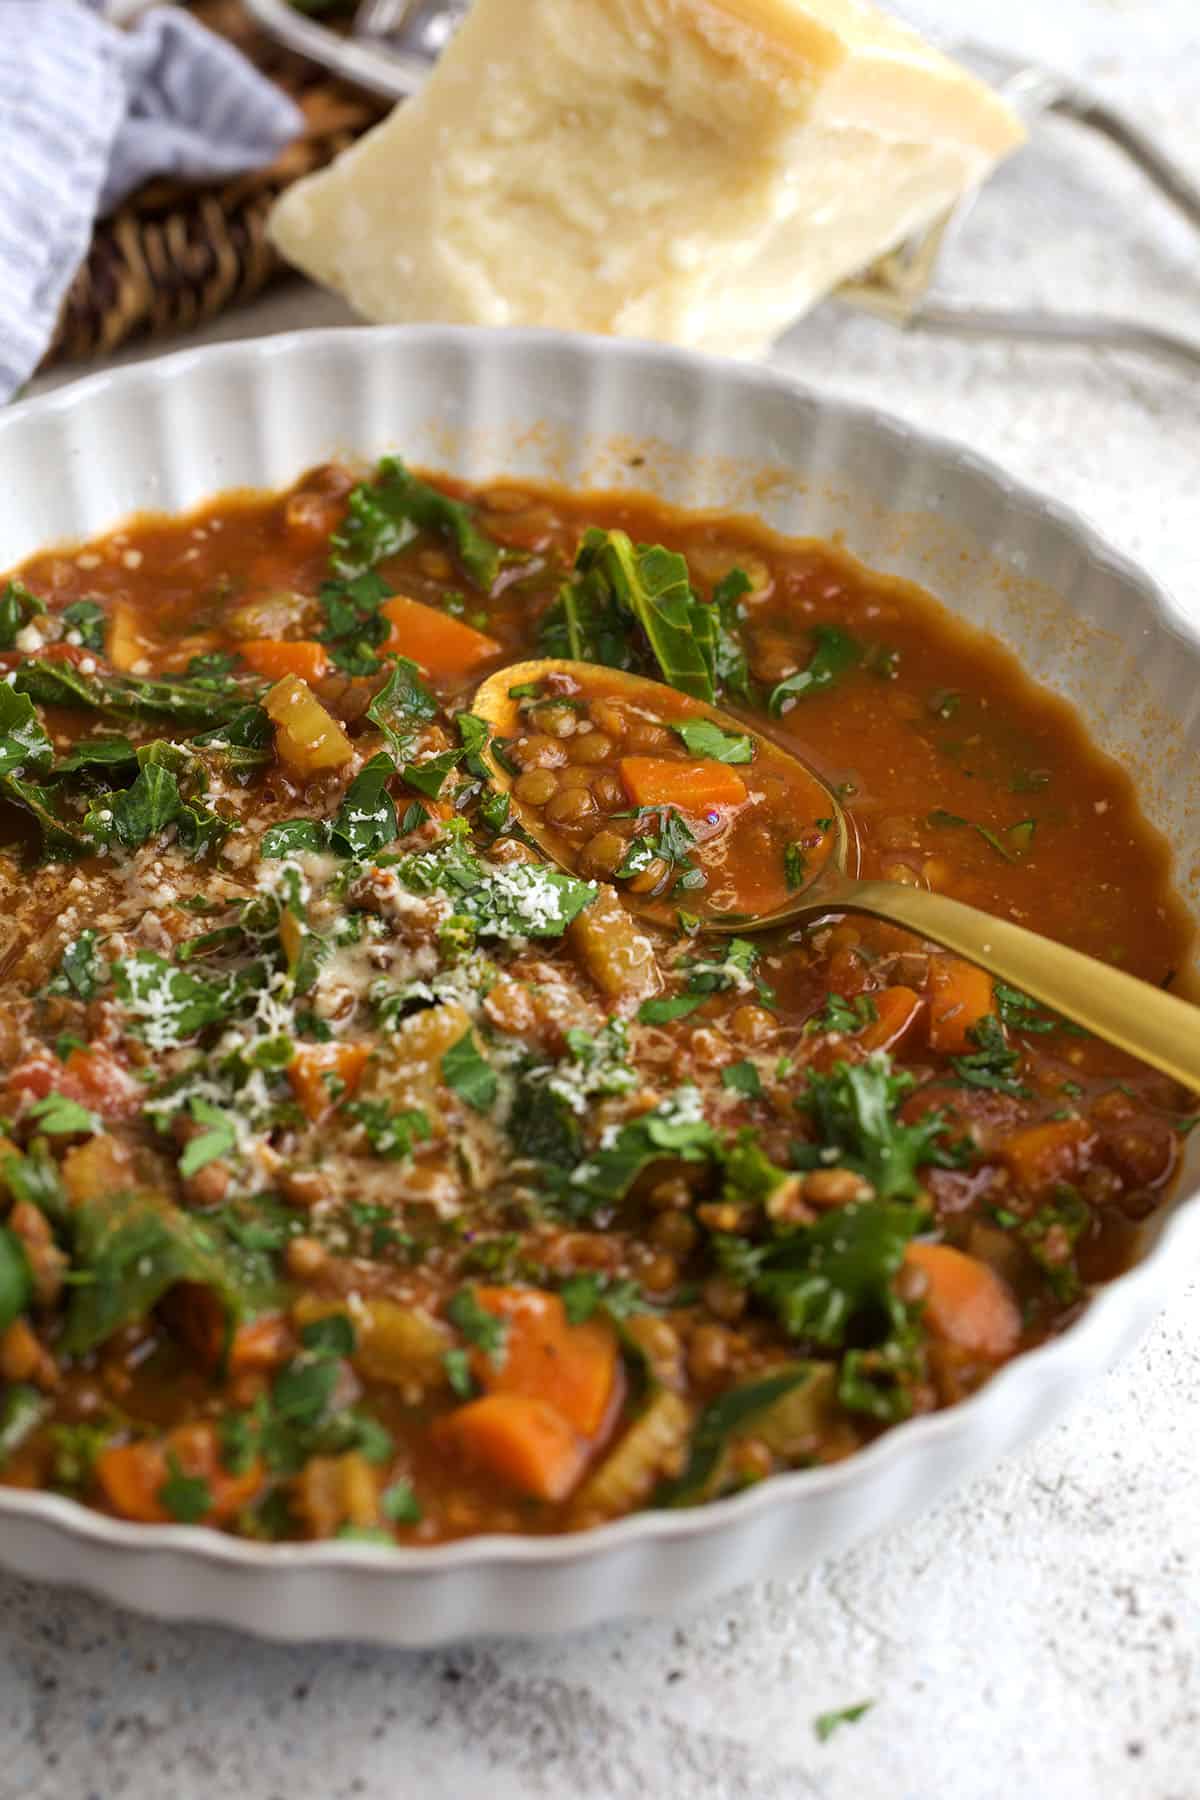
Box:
38;0;385;372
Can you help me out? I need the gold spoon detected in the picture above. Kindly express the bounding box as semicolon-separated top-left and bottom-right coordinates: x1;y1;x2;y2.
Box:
474;659;1200;1093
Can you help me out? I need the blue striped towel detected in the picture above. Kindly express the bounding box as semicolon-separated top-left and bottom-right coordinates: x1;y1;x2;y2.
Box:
0;1;303;400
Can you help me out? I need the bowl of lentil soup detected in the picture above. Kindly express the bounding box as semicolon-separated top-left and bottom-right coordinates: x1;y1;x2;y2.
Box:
0;326;1195;1645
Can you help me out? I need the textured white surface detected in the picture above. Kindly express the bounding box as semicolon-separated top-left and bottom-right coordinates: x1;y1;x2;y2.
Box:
6;0;1200;1794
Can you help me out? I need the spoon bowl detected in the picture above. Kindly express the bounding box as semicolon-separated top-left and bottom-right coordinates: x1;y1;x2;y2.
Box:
474;657;1200;1093
473;657;851;930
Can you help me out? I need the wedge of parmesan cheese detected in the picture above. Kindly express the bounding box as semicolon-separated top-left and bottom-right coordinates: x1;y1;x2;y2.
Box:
268;0;1024;359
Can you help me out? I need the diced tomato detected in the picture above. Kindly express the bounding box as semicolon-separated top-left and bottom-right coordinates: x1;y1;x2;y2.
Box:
61;1047;143;1121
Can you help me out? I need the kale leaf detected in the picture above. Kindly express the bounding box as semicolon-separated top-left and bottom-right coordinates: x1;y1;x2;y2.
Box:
950;1015;1030;1098
330;457;502;591
799;1054;960;1200
0;580;44;648
768;625;861;717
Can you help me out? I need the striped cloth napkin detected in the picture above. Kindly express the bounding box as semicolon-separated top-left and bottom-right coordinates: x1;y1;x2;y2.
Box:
0;1;303;401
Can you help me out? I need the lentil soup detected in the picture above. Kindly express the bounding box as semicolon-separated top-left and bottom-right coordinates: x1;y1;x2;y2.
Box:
0;458;1191;1543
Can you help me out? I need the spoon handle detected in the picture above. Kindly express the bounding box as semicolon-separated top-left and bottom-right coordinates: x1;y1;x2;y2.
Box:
838;879;1200;1093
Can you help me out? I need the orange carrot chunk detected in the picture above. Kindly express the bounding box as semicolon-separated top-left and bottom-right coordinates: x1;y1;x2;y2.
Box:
904;1242;1022;1360
240;639;330;684
381;595;500;675
619;756;748;813
997;1115;1097;1199
288;1041;371;1123
96;1423;263;1525
433;1393;586;1502
926;955;995;1054
473;1287;620;1437
858;986;924;1055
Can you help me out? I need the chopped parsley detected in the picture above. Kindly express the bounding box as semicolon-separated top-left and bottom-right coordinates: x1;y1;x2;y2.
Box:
768;625;861;716
799;1054;963;1200
950;1016;1030;1098
670;719;754;763
26;1094;100;1138
814;1701;874;1743
158;1453;212;1525
446;1286;508;1362
806;993;878;1036
177;1098;238;1177
441;1029;498;1113
346;1100;431;1160
783;841;807;891
721;1060;763;1099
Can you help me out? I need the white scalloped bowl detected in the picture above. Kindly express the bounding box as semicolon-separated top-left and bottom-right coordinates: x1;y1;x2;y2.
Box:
2;327;1198;1646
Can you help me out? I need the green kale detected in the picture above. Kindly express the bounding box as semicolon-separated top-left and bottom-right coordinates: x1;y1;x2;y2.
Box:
26;1093;99;1137
63;1190;277;1356
112;951;236;1048
670;719;754;763
330;457;502;591
656;1364;825;1508
14;660;252;728
52;735;138;776
617;805;704;894
177;1099;238;1178
0;684;52;777
441;1028;498;1113
0;1227;32;1332
806;993;878;1036
950;1015;1030;1098
0;773;92;861
260;819;329;858
0;580;44;647
330;752;398;858
721;1060;763;1099
59;599;106;652
799;1054;960;1200
994;981;1085;1038
570;1090;719;1209
570;528;715;700
447;1286;508;1361
394;838;595;940
158;1454;212;1524
751;1200;925;1349
365;655;438;756
768;625;862;717
315;569;393;676
346;1099;431;1160
47;929;107;1001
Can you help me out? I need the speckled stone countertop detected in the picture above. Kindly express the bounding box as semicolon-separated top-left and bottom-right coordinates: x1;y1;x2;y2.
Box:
6;3;1200;1795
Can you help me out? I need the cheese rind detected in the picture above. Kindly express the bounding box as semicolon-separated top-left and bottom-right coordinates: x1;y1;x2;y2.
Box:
268;0;1024;358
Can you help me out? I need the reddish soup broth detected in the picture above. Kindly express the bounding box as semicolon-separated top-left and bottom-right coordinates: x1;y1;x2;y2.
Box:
0;458;1191;1544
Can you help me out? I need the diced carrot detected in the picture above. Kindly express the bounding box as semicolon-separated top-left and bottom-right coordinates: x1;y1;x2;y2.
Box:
997;1115;1097;1199
240;639;330;684
926;956;995;1054
433;1393;586;1502
95;1422;263;1525
288;1041;371;1123
381;595;500;675
858;986;924;1054
474;1287;620;1437
904;1241;1022;1359
227;1312;295;1375
619;756;748;813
